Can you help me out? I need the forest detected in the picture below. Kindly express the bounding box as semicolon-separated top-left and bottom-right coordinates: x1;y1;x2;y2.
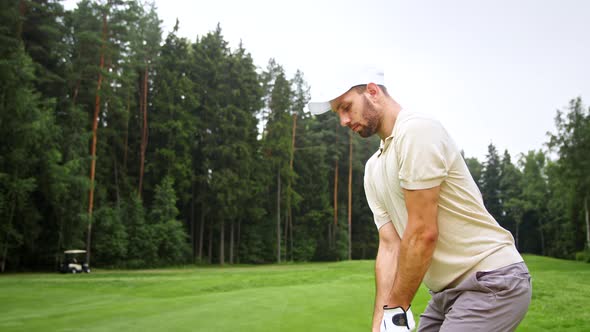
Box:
1;0;589;272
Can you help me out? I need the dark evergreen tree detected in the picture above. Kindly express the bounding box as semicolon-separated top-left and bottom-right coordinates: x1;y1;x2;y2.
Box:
548;97;590;253
464;156;483;189
0;1;59;270
150;176;189;264
499;150;521;235
480;143;503;221
518;151;549;255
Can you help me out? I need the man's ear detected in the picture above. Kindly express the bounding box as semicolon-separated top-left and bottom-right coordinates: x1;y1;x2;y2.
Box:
366;82;380;100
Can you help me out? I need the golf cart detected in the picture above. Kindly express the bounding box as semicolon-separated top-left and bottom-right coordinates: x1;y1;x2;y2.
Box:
59;249;90;273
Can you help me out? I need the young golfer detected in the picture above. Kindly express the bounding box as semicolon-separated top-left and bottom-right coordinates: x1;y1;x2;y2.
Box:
308;66;532;332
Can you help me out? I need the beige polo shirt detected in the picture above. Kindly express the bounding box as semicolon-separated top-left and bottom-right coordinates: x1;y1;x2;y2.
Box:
364;110;522;292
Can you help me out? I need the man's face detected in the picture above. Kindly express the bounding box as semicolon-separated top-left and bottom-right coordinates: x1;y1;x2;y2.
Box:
330;86;381;138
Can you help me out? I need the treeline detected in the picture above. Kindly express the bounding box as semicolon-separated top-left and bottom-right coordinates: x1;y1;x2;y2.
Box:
465;103;590;261
0;0;381;271
1;1;588;272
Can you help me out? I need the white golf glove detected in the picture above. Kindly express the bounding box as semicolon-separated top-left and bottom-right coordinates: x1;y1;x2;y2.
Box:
380;306;416;332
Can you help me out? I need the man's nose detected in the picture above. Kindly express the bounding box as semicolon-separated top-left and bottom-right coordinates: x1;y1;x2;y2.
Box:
339;113;350;127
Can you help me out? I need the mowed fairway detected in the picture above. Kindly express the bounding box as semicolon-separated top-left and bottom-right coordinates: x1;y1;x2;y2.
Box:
1;255;589;331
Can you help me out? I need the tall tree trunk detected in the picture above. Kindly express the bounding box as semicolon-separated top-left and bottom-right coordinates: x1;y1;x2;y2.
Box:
348;131;353;260
113;157;120;207
1;245;7;272
17;0;26;40
289;208;293;261
284;203;288;261
0;246;8;273
72;80;81;107
137;65;149;198
333;161;339;247
538;217;546;256
107;58;117;208
237;218;241;264
585;196;590;250
287;113;297;261
328;222;332;249
56;212;64;270
207;223;212;264
123;92;130;170
86;10;108;265
219;220;225;265
199;203;205;262
190;183;195;262
1;197;17;273
229;221;234;264
277;167;281;263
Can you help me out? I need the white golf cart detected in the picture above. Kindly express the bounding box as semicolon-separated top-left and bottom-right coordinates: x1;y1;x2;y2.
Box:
59;249;91;273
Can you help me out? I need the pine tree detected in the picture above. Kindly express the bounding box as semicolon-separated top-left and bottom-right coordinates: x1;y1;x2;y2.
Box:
0;2;58;270
481;143;503;221
148;19;196;256
150;176;189;264
464;156;483;188
518;151;549;254
124;194;155;268
261;59;293;262
548;97;590;251
499;150;521;235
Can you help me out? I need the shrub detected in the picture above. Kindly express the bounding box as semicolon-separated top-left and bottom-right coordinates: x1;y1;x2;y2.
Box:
574;250;590;263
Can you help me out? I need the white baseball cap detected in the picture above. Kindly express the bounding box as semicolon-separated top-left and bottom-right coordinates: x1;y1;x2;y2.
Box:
307;65;385;115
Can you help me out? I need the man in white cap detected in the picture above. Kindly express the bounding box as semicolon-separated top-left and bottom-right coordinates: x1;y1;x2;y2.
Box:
307;67;532;332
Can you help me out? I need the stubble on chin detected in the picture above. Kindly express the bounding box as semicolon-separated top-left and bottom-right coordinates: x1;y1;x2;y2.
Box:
357;96;380;138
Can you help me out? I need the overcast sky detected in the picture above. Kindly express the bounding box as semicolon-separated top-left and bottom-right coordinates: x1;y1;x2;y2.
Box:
65;0;590;161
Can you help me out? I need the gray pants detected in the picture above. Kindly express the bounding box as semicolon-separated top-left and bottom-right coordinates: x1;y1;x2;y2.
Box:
418;262;532;332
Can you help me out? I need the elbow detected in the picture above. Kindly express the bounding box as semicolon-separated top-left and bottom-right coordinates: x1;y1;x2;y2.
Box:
380;233;399;248
378;223;401;250
408;226;438;249
421;229;438;247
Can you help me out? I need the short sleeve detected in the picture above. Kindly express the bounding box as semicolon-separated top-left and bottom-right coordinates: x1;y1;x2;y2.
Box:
395;117;454;190
364;159;391;229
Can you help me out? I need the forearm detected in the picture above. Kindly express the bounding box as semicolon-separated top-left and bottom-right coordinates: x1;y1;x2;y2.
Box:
387;220;437;308
373;242;399;331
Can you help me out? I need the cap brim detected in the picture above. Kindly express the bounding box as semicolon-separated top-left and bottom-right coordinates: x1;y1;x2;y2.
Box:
307;101;331;115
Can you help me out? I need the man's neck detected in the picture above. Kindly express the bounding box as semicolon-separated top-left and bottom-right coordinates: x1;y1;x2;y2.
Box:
377;99;402;141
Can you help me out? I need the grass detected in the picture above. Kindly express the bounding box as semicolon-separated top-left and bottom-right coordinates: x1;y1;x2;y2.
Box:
0;255;589;331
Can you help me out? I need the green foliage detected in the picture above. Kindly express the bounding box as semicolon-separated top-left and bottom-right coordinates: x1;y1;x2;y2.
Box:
544;160;577;258
574;250;590;263
150;176;179;223
1;0;588;271
481;143;503;220
92;205;128;266
499;150;522;234
0;5;61;269
124;195;156;267
150;176;190;264
465;156;483;185
547;97;590;252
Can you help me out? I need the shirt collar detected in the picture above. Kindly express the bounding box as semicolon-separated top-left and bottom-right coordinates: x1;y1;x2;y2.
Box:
377;109;404;157
378;130;395;157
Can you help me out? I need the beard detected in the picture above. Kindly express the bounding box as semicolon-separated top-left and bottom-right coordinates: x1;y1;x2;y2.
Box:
357;95;381;138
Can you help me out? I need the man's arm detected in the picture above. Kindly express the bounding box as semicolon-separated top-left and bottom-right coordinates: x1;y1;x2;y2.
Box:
372;222;401;332
386;186;440;309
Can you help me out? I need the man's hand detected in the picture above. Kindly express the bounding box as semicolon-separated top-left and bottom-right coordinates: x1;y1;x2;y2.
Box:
380;306;416;332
